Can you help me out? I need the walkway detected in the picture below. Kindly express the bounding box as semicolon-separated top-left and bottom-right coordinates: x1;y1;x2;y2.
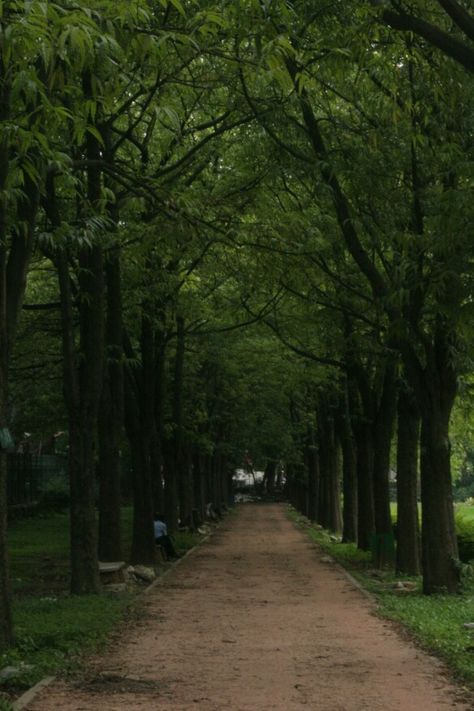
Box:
26;504;471;710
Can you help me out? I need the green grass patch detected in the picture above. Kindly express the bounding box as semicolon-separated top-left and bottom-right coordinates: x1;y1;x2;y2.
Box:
8;513;70;596
390;501;474;524
1;593;133;691
288;506;474;687
173;530;203;553
7;507;201;597
3;507;209;699
376;589;474;681
287;507;371;568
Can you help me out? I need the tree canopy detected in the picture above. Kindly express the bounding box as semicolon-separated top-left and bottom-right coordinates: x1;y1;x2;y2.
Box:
1;0;474;647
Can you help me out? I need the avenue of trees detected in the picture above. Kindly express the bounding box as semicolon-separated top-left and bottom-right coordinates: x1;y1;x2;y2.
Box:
1;0;474;649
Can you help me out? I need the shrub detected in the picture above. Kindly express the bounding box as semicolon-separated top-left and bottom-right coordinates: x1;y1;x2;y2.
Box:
456;514;474;563
38;474;70;511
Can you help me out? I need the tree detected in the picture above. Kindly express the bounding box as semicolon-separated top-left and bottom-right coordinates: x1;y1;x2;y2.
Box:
0;0;67;648
233;0;473;590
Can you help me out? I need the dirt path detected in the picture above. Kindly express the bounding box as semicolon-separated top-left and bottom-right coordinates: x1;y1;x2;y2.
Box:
26;504;471;710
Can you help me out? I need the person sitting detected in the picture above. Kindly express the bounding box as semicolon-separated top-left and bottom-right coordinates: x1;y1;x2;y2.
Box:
154;514;179;559
206;502;220;521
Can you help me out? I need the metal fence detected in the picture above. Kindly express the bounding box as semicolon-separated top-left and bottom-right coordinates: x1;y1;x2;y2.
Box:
7;454;68;506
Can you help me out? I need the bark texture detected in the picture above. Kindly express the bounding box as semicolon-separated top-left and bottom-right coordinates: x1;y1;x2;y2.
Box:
353;420;375;551
396;384;420;575
98;254;124;562
338;388;357;543
305;442;320;523
373;361;397;540
318;410;342;533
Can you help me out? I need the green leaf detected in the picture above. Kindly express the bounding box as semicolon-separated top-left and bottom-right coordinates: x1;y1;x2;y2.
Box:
85;125;104;147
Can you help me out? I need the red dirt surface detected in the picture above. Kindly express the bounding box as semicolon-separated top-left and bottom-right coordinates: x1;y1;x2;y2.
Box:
26;504;472;710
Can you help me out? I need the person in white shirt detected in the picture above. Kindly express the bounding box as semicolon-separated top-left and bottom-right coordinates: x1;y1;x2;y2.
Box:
154;514;179;559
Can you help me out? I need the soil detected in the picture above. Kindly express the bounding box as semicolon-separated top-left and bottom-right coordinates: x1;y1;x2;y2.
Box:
25;504;472;710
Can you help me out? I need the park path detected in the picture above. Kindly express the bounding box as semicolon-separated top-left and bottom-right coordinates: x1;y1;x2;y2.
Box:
26;504;471;711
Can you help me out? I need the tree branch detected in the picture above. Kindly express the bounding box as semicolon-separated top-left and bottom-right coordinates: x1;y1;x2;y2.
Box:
436;0;474;43
379;6;474;71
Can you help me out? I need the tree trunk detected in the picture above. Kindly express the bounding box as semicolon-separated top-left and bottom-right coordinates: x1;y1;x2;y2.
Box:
420;409;458;592
193;452;205;522
306;443;320;523
131;433;154;564
419;340;458;592
152;332;166;513
0;112;12;647
124;371;155;565
218;454;226;507
68;424;101;594
56;244;102;594
150;428;164;515
0;450;11;649
125;307;156;565
286;464;294;508
353;420;375;550
210;450;221;506
47;157;102;594
318;414;342;533
6;171;39;352
276;463;283;489
65;96;106;593
222;462;232;507
98;253;123;562
227;467;234;505
403;324;459;593
70;110;105;591
164;438;179;532
203;453;213;509
98;385;122;562
173;316;192;525
76;245;104;592
0;67;40;644
57;249;98;594
297;467;309;517
396;384;420;575
373;361;397;539
338;390;358;543
180;445;194;526
345;368;376;551
263;460;277;495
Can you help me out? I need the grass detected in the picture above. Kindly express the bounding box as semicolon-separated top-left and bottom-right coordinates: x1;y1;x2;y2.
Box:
390;501;474;523
1;593;133;691
1;507;206;701
7;507;200;596
8;513;70;596
288;506;474;688
376;591;474;681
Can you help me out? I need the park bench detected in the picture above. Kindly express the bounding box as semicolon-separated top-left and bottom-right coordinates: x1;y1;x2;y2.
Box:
98;561;126;585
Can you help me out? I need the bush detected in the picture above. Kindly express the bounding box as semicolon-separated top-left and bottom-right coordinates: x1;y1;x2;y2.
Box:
453;484;474;502
38;474;70;511
456;514;474;563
